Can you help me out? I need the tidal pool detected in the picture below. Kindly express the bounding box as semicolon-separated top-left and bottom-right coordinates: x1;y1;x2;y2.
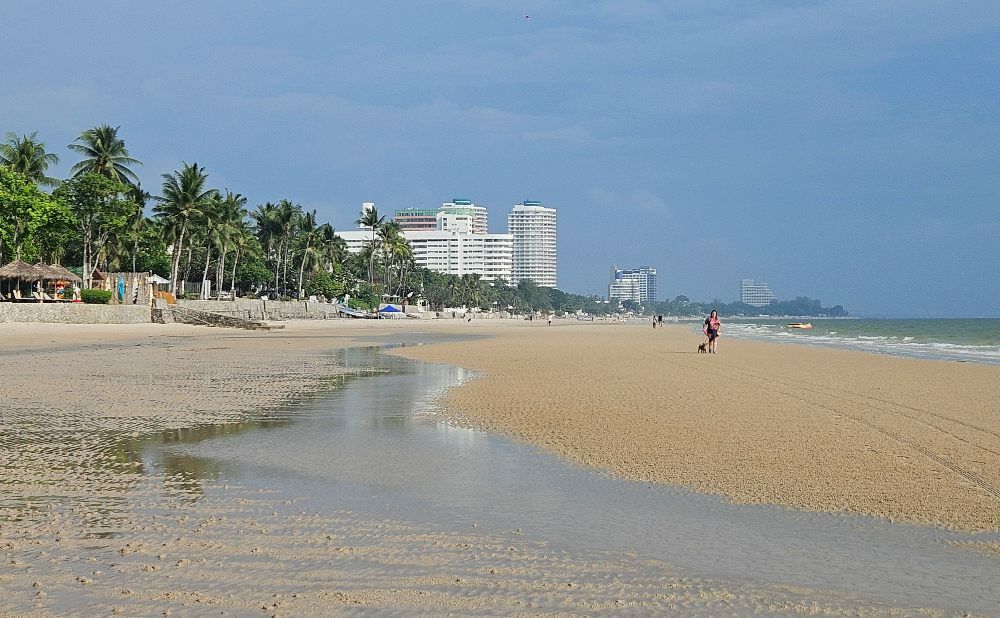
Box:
131;342;1000;613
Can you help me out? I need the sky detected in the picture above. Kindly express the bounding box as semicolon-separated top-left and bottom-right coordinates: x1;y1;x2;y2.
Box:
1;1;998;316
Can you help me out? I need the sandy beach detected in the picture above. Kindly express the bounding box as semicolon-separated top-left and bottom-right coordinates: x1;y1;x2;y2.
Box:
398;321;1000;531
1;318;998;615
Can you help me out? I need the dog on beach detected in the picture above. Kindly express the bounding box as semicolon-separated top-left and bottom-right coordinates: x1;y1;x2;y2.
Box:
697;342;708;353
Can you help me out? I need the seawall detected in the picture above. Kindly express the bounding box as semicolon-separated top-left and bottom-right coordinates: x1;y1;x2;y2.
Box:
0;303;151;324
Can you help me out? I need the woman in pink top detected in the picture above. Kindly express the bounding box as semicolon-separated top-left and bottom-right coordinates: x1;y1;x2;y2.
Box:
703;309;721;354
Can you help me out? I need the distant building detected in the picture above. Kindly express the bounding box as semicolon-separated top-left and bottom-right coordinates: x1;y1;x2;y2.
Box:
395;199;489;234
740;279;775;306
338;206;512;281
392;207;439;232
609;266;657;304
509;201;557;288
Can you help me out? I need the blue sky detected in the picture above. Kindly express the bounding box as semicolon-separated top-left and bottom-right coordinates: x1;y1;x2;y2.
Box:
2;1;998;316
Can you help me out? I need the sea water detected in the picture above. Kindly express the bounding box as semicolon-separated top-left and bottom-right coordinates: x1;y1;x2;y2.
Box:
719;318;1000;364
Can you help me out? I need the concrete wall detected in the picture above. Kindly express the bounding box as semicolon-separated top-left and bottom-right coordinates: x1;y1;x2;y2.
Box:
174;299;341;321
0;303;151;324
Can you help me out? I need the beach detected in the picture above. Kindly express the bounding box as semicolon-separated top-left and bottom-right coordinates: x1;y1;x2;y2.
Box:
397;321;1000;531
1;319;998;614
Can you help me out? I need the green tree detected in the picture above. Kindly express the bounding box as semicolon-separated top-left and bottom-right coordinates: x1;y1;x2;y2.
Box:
153;162;217;293
0;167;72;262
355;204;384;286
214;191;247;298
0;132;60;188
54;173;136;288
68;124;141;185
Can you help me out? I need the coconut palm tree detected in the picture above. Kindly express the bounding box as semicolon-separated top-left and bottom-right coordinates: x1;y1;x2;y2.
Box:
0;132;60;187
68;124;141;185
356;204;384;285
153;162;216;293
214;191;247;298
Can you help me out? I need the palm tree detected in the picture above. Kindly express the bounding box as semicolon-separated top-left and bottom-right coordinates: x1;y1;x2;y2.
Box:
126;184;151;272
0;132;60;187
377;220;402;292
251;202;280;289
294;210;319;299
68;124;141;185
356;204;384;286
214;191;247;298
228;220;254;297
153;162;216;293
275;200;299;296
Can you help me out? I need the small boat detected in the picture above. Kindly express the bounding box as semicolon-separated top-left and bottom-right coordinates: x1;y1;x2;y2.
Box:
787;322;813;329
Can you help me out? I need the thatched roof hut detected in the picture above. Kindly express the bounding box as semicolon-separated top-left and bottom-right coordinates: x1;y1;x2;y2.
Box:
0;260;45;280
47;264;81;283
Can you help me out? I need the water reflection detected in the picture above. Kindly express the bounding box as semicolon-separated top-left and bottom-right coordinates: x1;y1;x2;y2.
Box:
142;345;1000;612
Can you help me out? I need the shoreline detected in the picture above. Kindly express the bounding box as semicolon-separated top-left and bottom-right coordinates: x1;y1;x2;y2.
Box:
395;321;1000;532
1;319;998;613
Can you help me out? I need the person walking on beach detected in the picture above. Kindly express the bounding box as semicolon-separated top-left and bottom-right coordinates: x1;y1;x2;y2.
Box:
652;316;657;329
547;313;553;326
703;309;721;354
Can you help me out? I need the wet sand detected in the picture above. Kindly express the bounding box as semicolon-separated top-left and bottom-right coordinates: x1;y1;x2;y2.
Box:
396;321;1000;531
1;319;998;614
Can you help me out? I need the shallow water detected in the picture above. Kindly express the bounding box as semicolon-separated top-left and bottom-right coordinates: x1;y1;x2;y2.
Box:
134;342;1000;612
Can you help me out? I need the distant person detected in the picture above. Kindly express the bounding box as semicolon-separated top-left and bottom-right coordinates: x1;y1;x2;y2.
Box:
547;314;552;326
658;315;664;328
703;309;721;354
652;316;657;329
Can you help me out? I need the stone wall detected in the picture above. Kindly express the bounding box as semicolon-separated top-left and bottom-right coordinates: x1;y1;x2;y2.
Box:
0;303;151;324
174;299;341;321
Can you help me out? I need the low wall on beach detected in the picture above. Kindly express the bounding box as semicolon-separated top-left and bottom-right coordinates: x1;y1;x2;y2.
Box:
174;299;340;321
0;303;151;324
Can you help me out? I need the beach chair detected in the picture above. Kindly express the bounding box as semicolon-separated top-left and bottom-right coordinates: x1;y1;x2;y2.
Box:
11;290;33;302
0;291;6;301
42;291;70;303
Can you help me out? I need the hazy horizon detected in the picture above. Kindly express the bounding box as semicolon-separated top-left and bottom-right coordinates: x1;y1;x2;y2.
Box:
2;1;997;317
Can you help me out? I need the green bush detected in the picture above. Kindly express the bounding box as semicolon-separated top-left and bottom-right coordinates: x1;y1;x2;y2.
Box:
81;289;112;304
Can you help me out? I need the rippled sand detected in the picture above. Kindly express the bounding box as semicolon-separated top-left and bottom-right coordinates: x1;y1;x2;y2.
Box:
0;319;994;615
396;321;1000;531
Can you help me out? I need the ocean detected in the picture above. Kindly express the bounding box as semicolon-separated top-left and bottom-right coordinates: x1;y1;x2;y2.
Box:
716;318;1000;365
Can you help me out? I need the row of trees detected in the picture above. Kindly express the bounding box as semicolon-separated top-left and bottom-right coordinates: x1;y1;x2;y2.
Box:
0;126;351;298
2;125;847;316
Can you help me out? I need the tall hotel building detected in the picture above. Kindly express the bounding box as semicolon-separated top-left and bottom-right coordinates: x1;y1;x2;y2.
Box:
609;266;657;304
338;203;512;282
740;279;776;306
508;201;557;288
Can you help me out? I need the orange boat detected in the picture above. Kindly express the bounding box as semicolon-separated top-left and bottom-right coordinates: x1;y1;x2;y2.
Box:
787;322;813;329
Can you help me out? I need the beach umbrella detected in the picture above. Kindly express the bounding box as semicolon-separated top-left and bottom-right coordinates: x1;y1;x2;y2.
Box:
378;305;402;313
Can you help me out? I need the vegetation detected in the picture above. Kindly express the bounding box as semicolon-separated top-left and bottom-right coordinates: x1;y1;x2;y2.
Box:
0;123;847;316
80;289;112;304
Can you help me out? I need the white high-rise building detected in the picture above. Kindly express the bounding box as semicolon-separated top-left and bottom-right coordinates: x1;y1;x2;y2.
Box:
337;223;512;282
508;201;557;288
609;266;657;304
740;279;775;306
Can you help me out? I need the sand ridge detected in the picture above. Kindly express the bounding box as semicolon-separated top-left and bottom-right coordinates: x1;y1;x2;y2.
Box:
394;321;1000;531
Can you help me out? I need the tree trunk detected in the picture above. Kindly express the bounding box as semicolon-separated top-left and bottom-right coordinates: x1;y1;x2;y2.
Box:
169;223;187;294
216;242;227;299
200;242;212;300
230;245;242;296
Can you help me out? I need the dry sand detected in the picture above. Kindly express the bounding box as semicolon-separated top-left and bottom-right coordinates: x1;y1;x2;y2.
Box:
396;321;1000;531
1;318;997;615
